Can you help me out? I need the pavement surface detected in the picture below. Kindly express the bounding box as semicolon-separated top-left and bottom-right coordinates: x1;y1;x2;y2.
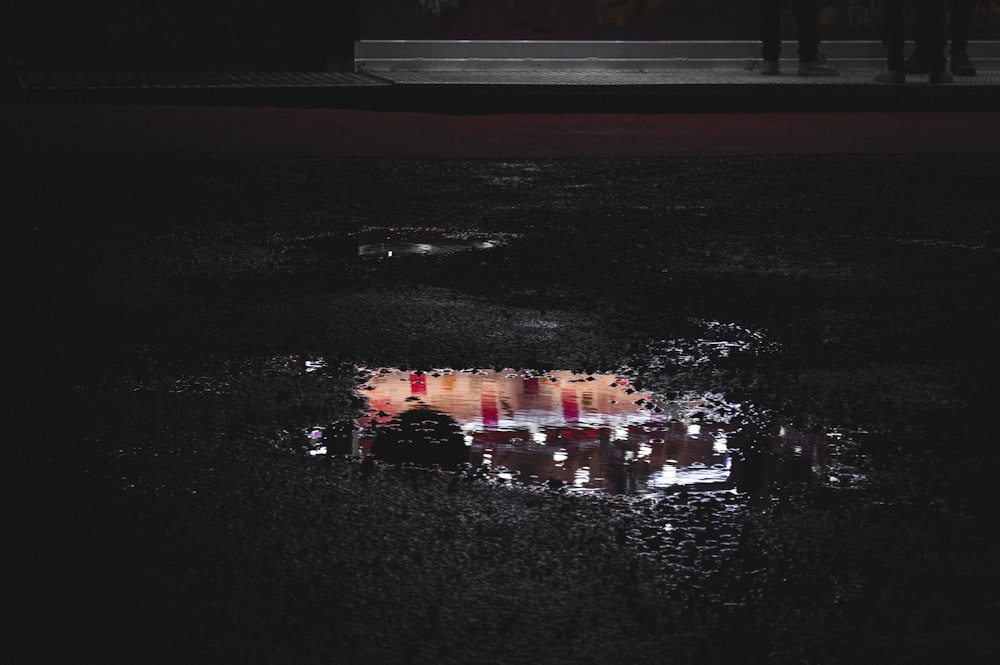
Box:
6;63;1000;111
5;101;1000;159
8;62;1000;665
5;60;1000;159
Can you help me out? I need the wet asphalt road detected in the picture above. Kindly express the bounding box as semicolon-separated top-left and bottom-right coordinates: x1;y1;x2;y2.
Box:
9;109;998;423
6;102;1000;157
6;102;1000;664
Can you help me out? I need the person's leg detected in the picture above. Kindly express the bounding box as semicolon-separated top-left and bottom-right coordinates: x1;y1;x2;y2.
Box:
791;0;819;62
884;0;905;71
760;0;783;62
793;0;837;74
876;0;906;81
910;0;953;82
906;3;929;73
921;0;948;69
949;0;976;74
950;0;971;54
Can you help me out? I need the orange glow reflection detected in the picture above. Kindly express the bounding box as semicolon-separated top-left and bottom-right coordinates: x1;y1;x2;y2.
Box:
356;368;739;494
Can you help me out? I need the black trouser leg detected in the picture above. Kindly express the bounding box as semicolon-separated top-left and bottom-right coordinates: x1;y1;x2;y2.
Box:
882;0;905;71
918;0;948;69
760;0;783;61
950;0;971;55
792;0;820;61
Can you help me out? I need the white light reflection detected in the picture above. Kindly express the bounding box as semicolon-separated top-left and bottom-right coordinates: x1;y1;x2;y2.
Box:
655;464;677;485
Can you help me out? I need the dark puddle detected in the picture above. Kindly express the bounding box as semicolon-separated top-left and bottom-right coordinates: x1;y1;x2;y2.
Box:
309;367;836;497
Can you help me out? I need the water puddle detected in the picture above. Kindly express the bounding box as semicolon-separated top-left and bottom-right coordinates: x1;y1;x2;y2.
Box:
316;367;832;496
121;351;848;497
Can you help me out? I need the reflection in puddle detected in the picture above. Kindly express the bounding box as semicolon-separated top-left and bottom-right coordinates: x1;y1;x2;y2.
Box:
349;368;828;495
121;352;840;496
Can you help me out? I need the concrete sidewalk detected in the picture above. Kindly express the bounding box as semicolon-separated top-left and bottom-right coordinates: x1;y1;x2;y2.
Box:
6;64;1000;112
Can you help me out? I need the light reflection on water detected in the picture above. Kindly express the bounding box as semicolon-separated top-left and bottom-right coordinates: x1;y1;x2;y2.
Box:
354;368;752;495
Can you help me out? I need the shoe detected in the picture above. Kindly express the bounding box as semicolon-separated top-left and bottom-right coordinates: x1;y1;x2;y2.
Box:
798;54;839;76
874;69;905;84
760;60;780;75
928;67;954;84
951;52;977;76
903;53;928;75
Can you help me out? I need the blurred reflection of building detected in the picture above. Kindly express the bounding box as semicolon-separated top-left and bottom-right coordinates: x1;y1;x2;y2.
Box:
356;368;740;493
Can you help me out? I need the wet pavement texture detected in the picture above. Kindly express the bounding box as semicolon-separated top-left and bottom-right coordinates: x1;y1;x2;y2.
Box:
7;102;1000;157
8;122;1000;664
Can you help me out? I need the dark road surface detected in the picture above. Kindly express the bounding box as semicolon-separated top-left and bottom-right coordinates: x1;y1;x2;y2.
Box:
7;97;1000;665
5;102;1000;157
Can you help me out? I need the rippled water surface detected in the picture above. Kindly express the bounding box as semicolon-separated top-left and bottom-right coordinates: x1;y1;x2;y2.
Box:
344;368;828;495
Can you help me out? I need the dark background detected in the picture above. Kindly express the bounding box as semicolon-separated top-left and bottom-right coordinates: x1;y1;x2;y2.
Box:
0;0;359;70
359;0;863;40
5;1;999;72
